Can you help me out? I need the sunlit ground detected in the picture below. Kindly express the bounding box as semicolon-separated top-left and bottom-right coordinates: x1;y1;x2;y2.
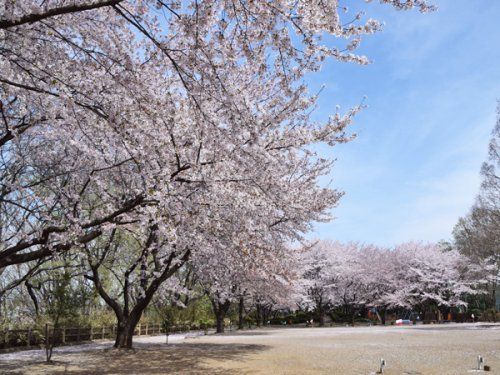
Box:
1;323;499;374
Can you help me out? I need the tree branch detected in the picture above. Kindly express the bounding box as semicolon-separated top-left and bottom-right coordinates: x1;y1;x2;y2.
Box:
0;0;125;29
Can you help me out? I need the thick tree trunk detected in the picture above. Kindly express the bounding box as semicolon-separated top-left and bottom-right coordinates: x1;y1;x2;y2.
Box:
114;322;134;348
262;307;270;326
238;296;244;330
114;310;142;348
211;298;231;334
436;308;443;323
381;308;387;325
87;238;191;350
318;303;325;326
319;312;325;326
316;296;325;327
216;311;225;334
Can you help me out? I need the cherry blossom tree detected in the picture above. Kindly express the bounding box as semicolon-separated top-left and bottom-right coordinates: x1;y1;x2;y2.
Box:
1;0;437;347
192;232;300;333
246;259;299;328
0;0;435;268
193;245;246;334
334;243;382;325
82;226;191;348
300;241;382;325
360;247;398;324
298;241;340;326
382;242;489;320
300;240;488;325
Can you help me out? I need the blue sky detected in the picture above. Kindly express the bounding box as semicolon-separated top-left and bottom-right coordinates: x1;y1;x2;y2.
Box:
309;0;500;246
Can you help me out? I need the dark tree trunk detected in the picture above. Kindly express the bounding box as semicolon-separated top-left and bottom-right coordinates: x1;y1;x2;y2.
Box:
381;308;387;325
211;299;231;334
114;322;134;348
215;311;225;334
114;310;142;348
319;312;325;326
262;307;270;326
238;296;244;330
316;295;325;326
256;304;262;327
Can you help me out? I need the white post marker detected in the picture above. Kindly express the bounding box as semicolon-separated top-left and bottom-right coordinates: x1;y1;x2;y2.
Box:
477;355;484;371
378;358;386;374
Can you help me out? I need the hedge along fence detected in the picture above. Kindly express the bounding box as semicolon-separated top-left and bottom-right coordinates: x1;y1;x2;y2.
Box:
0;323;208;351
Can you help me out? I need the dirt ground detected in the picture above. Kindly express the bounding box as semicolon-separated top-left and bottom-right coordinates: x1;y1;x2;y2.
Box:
0;323;499;374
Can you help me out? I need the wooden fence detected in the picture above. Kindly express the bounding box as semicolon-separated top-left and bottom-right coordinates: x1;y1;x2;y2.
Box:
0;323;203;351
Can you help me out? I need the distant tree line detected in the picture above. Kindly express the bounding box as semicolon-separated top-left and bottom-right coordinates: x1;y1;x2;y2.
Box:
453;105;500;314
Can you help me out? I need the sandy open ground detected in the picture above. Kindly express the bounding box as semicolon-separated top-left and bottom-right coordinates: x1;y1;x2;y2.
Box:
0;323;499;374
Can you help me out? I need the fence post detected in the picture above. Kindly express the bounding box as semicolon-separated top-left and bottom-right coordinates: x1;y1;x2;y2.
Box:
145;323;148;336
90;326;93;341
102;326;105;339
27;328;31;348
62;326;66;344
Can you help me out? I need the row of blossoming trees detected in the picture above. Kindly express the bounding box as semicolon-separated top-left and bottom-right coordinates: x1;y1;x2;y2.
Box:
193;240;492;332
298;241;493;326
1;0;478;349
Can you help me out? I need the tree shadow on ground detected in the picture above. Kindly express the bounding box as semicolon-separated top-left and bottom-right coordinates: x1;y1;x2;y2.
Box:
0;342;269;374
